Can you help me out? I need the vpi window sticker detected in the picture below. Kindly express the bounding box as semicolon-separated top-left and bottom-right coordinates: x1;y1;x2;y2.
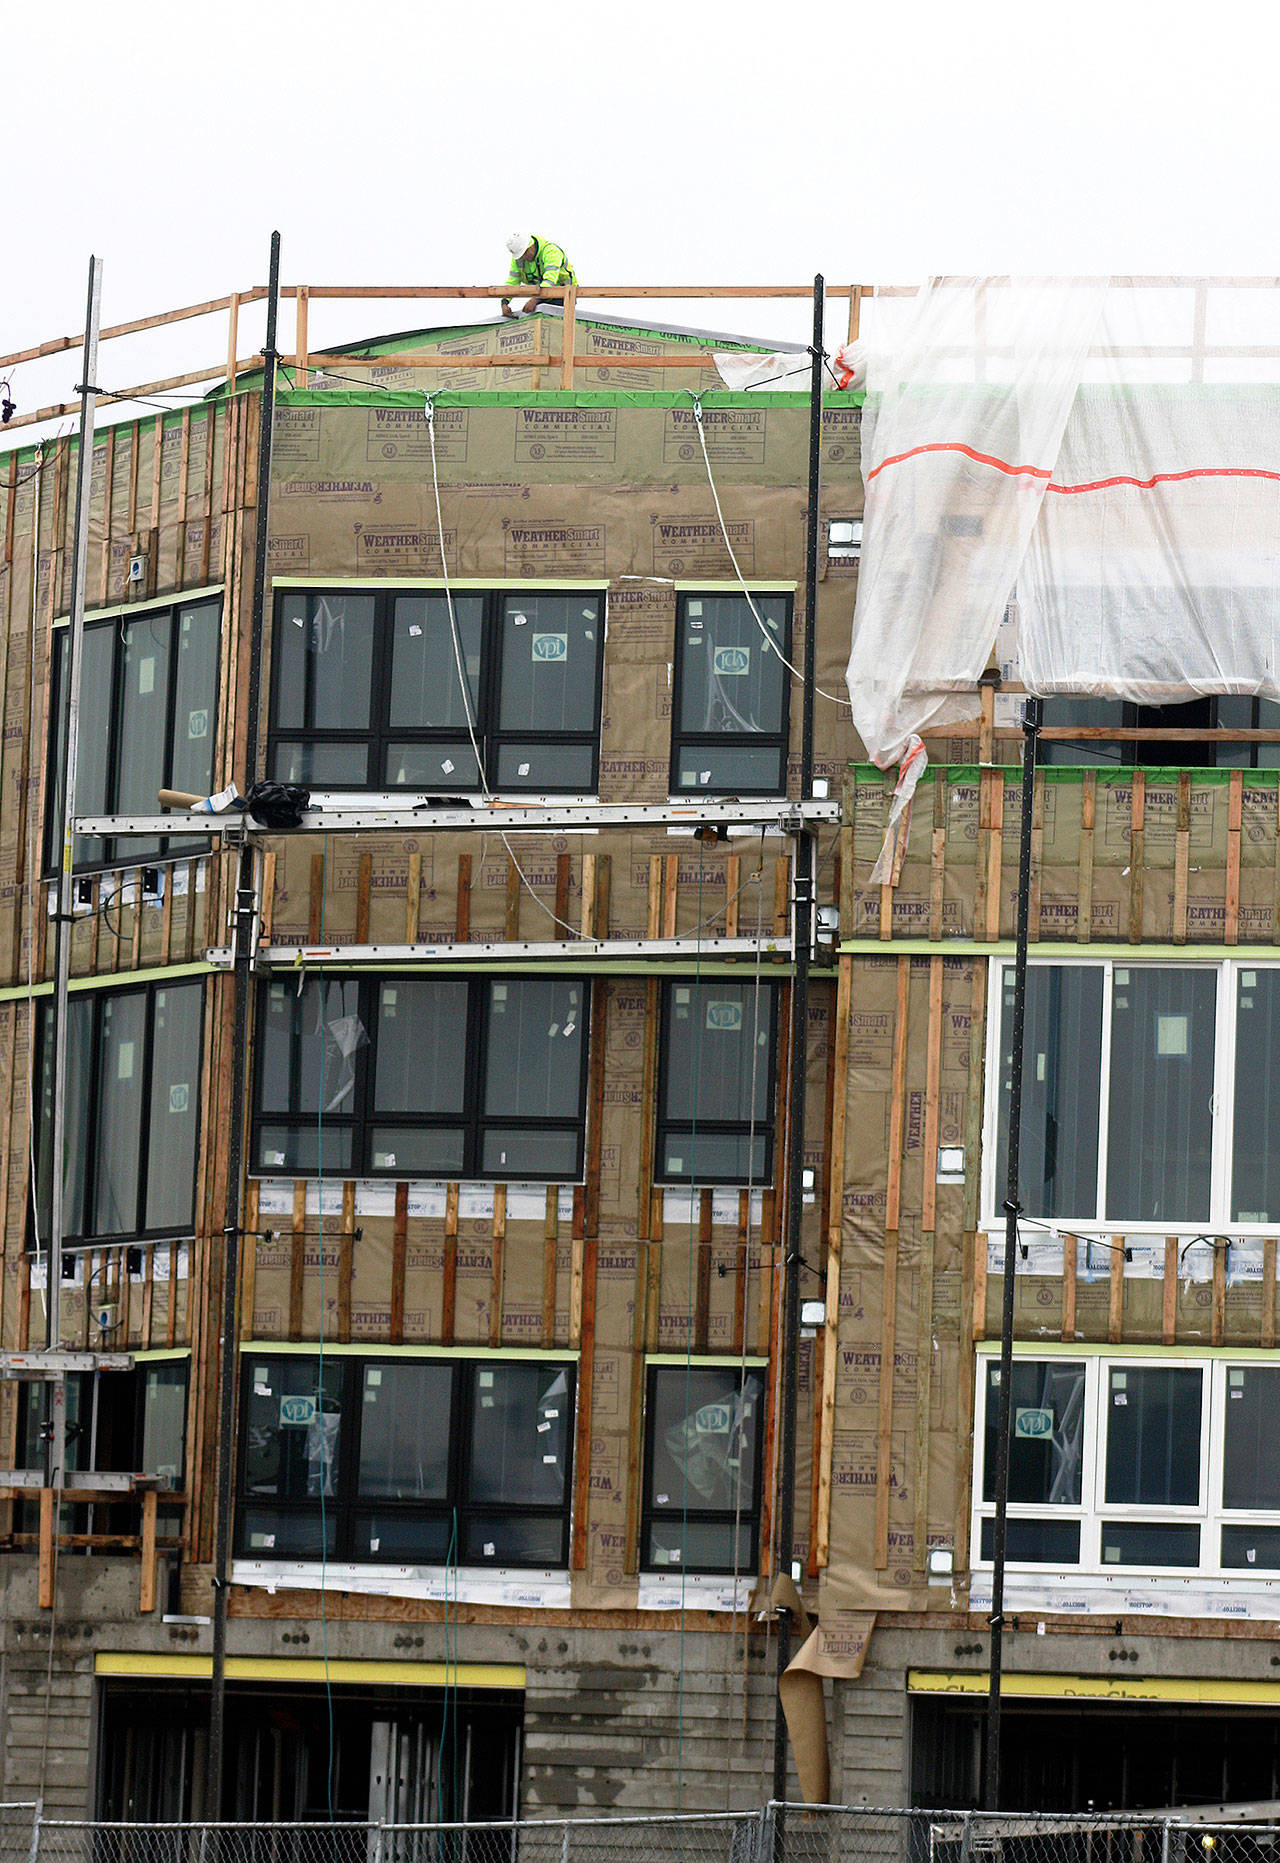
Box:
532;632;568;662
1014;1407;1054;1438
712;644;750;676
279;1393;318;1427
706;1000;743;1032
694;1402;732;1434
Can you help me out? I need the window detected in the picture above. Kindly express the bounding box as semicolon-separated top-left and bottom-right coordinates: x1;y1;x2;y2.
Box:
988;958;1280;1230
970;1353;1280;1580
35;981;204;1244
46;596;221;868
641;1364;765;1573
239;1355;574;1566
14;1361;187;1539
670;592;792;796
254;975;589;1181
1039;695;1280;769
268;587;604;794
655;981;777;1185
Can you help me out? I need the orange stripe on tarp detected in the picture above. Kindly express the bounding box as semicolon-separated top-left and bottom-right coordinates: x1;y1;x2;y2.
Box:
867;440;1280;495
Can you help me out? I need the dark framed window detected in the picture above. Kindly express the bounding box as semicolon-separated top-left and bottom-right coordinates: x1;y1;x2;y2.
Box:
670;592;792;796
14;1360;187;1538
239;1355;574;1567
1040;694;1280;769
35;980;204;1245
655;981;777;1185
46;596;221;869
254;974;590;1181
268;587;604;795
641;1364;764;1574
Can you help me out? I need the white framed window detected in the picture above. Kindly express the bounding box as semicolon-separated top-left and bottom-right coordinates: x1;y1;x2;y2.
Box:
972;1349;1280;1580
983;956;1280;1234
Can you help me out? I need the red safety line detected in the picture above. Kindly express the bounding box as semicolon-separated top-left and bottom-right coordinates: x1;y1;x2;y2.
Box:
867;439;1280;495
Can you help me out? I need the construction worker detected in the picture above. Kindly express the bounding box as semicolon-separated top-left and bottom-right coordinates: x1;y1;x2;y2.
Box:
501;234;576;318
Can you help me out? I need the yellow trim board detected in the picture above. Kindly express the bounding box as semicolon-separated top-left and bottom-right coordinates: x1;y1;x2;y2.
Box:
96;1653;525;1689
909;1670;1280;1707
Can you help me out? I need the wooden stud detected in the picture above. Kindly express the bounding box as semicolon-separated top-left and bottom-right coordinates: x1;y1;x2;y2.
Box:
127;418;141;533
638;979;659;1241
647;855;663;940
38;1488;54;1608
1263;1237;1276;1350
874;1221;900;1572
1212;1235;1226;1347
142;1239;156;1351
560;285;578;391
308;852;325;941
456;852;471;940
176;408;191;584
920;957;944;1233
99;426;115;604
963;961;988;1237
973;772;991;944
773;855;789;942
695;1190;713;1352
1129;771;1146;943
289;1180;306;1340
579;853;596;939
355;851;372;945
1108;1237;1125;1345
662;854;679;939
225;294;241;399
406;849;422;944
594;853;611;939
295;286;309;390
201;406;215;584
541;1188;558;1348
929;777;946;942
337;1181;355;1344
1163;1236;1178;1346
241;1181;259;1341
986;773;1005;943
1226;768;1243;945
139;1489;159;1613
570;1235;597;1570
166;1240;178;1349
1062;1232;1077;1343
973;1234;988;1344
1173;773;1191;945
390;1182;408;1346
505;855;521;941
442;1183;459;1345
914;1225;936;1577
978;681;995;766
490;1183;507;1349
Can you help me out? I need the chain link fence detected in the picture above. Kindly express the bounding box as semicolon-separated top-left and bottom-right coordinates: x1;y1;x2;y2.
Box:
24;1809;1280;1863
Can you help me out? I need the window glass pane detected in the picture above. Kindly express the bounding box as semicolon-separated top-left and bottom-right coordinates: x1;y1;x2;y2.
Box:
369;1126;466;1175
353;1511;452;1562
38;997;92;1242
374;982;467;1116
93;993;147;1236
261;977;363;1116
646;1518;754;1572
660;1132;768;1184
271;740;371;787
72;624;115;866
663;984;773;1125
978;1518;1081;1563
468;1365;571;1505
1104;1366;1202;1506
141;1365;186;1484
116;611;174;818
388;596;483;731
497;595;600;735
678;596;787;741
1038;698;1127;767
997;966;1103;1220
480;1128;579;1178
274;594;374;732
648;1368;761;1515
494;742;596;792
1233;970;1280;1221
241;1507;335;1559
169;600;220;800
242;1357;343;1501
1107;967;1215;1222
1222;1366;1280;1509
983;1361;1085;1505
1221;1524;1280;1569
673;742;786;794
257;1124;354;1175
145;985;201;1232
484;981;584;1120
386;740;480;789
464;1513;566;1566
358;1362;453;1499
1100;1523;1200;1566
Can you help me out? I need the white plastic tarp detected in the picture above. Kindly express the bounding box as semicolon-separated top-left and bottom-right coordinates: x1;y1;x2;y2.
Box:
848;277;1280;785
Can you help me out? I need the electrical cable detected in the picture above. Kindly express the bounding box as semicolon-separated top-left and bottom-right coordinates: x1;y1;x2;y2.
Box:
689;393;848;707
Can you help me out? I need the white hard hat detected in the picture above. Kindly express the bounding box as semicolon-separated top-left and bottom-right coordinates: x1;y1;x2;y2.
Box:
505;232;531;257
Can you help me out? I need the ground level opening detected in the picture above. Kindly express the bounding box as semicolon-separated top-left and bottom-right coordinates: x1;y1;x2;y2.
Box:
97;1680;522;1823
912;1696;1280;1811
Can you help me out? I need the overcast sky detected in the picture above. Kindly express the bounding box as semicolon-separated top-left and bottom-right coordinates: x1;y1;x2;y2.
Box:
5;0;1280;433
